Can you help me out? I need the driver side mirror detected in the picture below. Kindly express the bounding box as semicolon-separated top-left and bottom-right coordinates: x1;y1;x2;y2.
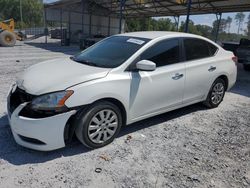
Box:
136;60;156;71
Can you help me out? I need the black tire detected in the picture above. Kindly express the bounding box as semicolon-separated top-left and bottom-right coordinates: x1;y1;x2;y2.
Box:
75;101;122;149
203;78;226;108
0;30;16;47
243;64;250;71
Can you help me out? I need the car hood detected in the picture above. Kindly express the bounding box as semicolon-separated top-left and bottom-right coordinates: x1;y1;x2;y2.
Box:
17;57;111;95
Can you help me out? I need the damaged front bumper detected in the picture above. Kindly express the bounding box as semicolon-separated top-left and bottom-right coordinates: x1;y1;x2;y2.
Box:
7;86;76;151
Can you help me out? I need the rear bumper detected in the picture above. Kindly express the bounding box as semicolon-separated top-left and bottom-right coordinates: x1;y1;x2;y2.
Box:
8;102;76;151
227;64;237;91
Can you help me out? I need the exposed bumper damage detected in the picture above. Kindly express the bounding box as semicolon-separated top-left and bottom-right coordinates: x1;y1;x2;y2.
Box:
7;86;76;151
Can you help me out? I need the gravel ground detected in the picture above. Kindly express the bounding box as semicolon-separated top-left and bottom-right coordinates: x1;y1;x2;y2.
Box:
0;38;249;188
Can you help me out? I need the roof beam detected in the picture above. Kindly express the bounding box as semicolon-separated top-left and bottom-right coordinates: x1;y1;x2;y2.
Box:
45;0;250;18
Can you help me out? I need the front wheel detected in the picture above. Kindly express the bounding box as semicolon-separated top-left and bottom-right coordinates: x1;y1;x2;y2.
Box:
75;101;122;148
203;78;226;108
0;30;16;47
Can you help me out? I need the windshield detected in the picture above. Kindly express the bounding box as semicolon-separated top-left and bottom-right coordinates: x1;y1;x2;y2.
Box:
72;36;150;68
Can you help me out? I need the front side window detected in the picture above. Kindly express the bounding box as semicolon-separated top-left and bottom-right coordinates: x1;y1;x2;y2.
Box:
140;39;180;67
72;36;150;68
184;38;217;61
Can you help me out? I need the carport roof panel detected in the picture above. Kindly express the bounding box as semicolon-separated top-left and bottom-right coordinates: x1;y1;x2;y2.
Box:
45;0;250;17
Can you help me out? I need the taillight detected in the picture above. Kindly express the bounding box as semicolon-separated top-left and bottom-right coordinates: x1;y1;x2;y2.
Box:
232;56;238;64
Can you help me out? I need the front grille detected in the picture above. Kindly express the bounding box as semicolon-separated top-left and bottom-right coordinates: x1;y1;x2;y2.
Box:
9;87;35;114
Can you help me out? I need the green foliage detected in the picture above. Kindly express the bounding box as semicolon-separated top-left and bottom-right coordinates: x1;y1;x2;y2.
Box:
126;17;248;42
179;20;201;35
157;18;175;31
217;32;246;42
211;18;228;36
196;24;213;38
0;0;44;28
235;12;245;34
126;17;176;32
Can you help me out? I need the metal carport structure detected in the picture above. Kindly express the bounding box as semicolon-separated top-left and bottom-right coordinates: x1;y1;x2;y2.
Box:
98;0;250;17
97;0;250;41
44;0;250;43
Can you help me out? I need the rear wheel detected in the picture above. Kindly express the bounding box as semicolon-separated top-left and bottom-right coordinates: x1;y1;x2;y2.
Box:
203;78;226;108
0;30;16;47
75;101;122;148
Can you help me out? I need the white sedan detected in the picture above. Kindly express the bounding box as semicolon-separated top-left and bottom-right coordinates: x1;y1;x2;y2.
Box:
7;31;237;151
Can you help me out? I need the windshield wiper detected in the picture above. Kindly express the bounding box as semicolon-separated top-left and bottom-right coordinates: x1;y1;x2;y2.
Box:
70;56;99;67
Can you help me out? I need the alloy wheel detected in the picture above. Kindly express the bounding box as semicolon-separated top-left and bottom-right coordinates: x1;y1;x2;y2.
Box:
211;82;224;105
87;109;118;144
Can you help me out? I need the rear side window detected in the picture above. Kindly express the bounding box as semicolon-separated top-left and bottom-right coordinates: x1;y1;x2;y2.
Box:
207;42;218;55
184;38;217;61
141;39;180;67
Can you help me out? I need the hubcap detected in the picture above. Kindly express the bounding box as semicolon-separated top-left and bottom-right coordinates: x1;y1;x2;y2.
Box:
211;82;224;105
5;36;11;42
88;109;118;144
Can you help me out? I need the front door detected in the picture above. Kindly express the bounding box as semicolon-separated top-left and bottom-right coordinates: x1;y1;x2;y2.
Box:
128;38;185;121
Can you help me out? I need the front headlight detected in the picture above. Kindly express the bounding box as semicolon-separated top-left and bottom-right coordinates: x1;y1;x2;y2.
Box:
31;90;74;111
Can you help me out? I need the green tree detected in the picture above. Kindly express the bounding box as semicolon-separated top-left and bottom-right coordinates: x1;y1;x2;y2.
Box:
126;16;248;42
212;19;227;34
179;20;201;35
126;17;175;32
0;0;43;28
156;18;174;31
235;12;245;34
196;24;212;38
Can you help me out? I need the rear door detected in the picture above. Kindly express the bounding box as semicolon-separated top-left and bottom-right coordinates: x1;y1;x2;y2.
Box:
182;38;218;103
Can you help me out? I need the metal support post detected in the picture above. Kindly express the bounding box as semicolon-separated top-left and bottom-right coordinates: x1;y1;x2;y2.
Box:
60;8;63;45
89;13;92;36
43;7;47;44
174;16;180;31
119;0;125;34
215;12;222;42
108;16;111;36
68;11;71;44
184;0;192;33
81;0;84;36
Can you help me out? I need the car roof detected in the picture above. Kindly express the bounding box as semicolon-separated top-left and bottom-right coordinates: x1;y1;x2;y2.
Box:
118;31;200;40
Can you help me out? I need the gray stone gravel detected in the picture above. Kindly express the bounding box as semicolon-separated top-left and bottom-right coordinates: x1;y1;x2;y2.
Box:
0;38;249;188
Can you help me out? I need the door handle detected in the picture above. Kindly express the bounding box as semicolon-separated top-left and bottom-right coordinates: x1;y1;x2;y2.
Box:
172;73;184;80
208;66;216;72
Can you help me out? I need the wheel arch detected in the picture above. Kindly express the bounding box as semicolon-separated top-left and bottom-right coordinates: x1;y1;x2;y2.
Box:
64;97;127;144
93;97;127;126
203;74;229;108
217;75;229;91
204;74;229;103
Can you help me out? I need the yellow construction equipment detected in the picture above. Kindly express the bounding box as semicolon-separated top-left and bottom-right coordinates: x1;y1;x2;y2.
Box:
0;18;26;47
